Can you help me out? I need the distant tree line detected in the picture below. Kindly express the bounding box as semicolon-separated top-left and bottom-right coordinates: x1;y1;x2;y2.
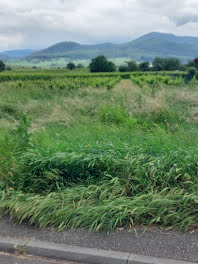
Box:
184;58;198;82
66;62;84;70
88;56;198;73
1;56;198;73
66;56;198;73
118;57;185;72
0;61;12;72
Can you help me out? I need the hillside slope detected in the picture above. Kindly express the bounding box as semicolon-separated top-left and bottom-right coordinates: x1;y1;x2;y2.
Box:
28;32;198;62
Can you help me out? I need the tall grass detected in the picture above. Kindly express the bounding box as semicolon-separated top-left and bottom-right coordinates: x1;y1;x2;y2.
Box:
1;73;198;231
1;185;198;231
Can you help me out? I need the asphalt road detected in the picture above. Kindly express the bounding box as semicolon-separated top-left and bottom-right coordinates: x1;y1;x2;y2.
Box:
0;252;82;264
0;216;198;263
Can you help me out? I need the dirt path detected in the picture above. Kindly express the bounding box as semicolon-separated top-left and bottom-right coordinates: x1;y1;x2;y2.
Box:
113;79;138;92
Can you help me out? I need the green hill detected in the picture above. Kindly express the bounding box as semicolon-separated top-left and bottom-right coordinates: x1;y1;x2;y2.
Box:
28;32;198;63
4;32;198;67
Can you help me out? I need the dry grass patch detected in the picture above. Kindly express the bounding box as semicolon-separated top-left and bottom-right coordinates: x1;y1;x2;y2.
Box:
173;89;198;105
172;89;198;123
31;105;71;131
113;79;139;93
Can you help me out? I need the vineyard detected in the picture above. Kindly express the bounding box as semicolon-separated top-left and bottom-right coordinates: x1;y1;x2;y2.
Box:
1;70;198;231
11;76;121;91
131;74;185;87
0;70;185;81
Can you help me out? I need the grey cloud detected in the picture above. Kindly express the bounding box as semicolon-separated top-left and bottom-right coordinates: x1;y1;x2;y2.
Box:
173;16;198;26
0;0;198;50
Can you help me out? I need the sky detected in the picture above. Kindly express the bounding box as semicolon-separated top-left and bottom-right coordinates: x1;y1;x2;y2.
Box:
0;0;198;51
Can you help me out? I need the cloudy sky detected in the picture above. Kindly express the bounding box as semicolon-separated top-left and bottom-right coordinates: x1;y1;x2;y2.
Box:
0;0;198;51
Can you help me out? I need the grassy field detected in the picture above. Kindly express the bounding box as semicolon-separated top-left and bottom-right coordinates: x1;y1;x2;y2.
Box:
1;71;198;231
6;57;130;68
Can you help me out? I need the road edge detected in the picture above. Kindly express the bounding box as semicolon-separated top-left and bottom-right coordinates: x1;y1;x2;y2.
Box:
0;236;195;264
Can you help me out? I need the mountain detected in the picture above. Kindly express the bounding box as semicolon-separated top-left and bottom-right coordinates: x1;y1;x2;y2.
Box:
30;42;117;60
0;53;9;60
123;32;198;60
28;32;198;63
5;32;198;63
133;32;198;45
0;49;34;59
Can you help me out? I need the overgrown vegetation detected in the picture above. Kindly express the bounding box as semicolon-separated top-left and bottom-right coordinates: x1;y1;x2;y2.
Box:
1;69;198;232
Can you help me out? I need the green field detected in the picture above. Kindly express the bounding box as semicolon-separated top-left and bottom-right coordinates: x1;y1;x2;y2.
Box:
1;70;198;231
7;57;130;68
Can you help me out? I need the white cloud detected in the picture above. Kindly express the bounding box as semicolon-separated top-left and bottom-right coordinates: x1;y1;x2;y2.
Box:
0;0;198;51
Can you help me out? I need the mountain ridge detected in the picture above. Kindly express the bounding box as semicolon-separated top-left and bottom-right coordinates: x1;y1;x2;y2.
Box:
3;32;198;63
28;32;198;62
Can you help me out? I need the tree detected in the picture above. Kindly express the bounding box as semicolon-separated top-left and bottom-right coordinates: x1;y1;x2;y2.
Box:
119;65;129;72
180;65;186;71
164;58;181;71
194;58;198;69
76;63;84;69
67;62;76;70
6;66;12;71
127;60;139;71
139;61;150;71
185;67;197;82
0;61;5;72
186;60;196;68
89;56;116;72
152;57;182;71
152;57;165;71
